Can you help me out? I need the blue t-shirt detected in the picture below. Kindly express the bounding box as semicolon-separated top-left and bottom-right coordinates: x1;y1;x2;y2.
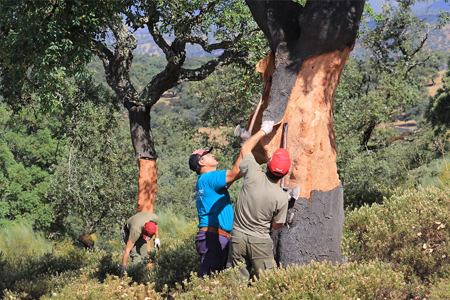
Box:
195;170;234;232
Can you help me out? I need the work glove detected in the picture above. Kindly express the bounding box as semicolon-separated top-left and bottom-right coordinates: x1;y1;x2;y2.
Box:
154;238;160;249
234;125;252;146
121;265;127;275
261;120;274;135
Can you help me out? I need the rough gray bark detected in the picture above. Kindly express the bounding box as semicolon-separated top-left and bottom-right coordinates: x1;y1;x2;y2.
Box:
272;184;345;266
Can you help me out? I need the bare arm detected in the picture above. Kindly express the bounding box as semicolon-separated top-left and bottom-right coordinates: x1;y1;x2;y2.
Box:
272;222;284;230
225;155;243;187
240;129;267;159
121;239;135;266
147;239;152;253
226;129;267;186
227;122;273;186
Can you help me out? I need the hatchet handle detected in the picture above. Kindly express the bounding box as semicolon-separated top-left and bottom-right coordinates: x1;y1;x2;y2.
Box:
281;122;288;188
248;76;272;133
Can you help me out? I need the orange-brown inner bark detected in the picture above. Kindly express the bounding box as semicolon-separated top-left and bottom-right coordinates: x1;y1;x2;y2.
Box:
136;158;158;213
251;48;351;198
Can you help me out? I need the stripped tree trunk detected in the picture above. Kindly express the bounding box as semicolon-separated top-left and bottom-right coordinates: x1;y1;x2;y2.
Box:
126;103;158;213
245;0;365;266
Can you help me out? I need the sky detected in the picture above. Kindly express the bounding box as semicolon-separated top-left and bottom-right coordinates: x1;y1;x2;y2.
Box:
367;0;450;13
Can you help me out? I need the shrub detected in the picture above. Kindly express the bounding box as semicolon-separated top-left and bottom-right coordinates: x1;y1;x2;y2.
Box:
174;261;406;299
0;250;86;299
93;253;122;283
428;277;450;299
38;273;163;300
343;185;450;283
151;234;199;292
0;220;52;265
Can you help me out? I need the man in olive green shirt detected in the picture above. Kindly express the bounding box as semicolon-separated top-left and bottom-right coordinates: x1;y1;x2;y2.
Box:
122;211;160;272
227;121;290;280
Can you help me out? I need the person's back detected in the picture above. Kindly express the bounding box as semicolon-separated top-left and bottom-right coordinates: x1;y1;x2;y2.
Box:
227;121;291;281
233;154;287;238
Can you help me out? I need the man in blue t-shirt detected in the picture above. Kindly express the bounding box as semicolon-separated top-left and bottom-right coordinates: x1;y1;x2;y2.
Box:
189;146;242;277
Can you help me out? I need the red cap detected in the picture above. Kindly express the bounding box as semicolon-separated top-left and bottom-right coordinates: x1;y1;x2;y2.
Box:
267;148;291;176
142;221;156;241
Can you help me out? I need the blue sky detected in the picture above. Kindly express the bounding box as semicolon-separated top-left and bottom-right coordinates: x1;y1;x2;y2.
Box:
367;0;450;13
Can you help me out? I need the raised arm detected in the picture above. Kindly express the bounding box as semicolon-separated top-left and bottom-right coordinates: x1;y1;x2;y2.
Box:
226;121;274;187
240;121;274;159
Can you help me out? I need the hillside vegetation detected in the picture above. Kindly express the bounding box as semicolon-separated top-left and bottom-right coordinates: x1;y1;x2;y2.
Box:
3;0;450;299
2;185;450;299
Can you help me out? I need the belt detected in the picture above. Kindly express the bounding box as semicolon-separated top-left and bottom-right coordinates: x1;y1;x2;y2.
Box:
199;227;231;239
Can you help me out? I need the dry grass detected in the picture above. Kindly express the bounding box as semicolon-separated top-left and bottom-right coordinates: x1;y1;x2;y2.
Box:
426;69;446;97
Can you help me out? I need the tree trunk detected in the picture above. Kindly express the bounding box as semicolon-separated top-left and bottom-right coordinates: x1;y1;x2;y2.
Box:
245;0;365;267
125;102;158;213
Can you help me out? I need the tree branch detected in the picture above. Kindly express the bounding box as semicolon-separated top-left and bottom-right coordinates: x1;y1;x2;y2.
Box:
177;49;248;84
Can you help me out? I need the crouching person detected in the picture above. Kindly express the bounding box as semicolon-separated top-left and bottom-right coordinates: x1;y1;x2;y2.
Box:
122;212;160;273
227;121;290;280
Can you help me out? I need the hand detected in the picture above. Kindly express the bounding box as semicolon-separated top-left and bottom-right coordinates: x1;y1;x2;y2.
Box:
154;238;160;249
234;125;252;146
121;265;127;275
239;130;252;145
261;120;274;135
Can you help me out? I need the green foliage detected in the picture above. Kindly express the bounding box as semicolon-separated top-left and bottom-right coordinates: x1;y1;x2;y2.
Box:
4;195;450;299
151;235;199;292
0;104;64;228
0;0;123;109
156;209;198;240
292;0;307;7
173;260;406;300
148;217;198;292
334;0;449;207
93;253;122;283
0;224;87;300
153;115;201;218
0;220;52;265
189;65;262;128
47;103;137;237
340;124;440;208
426;55;450;128
343;185;450;283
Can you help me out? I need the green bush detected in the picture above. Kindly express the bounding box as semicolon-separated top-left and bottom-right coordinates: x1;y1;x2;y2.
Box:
92;253;122;283
38;274;162;300
174;261;406;300
5;186;450;299
343;185;450;283
0;250;86;299
151;234;199;292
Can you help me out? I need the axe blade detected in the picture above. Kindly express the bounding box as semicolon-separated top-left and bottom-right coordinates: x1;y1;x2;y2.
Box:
289;186;300;201
284;186;300;201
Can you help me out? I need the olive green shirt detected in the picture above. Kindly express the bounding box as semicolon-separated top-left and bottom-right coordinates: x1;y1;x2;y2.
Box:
127;212;158;243
233;154;288;238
